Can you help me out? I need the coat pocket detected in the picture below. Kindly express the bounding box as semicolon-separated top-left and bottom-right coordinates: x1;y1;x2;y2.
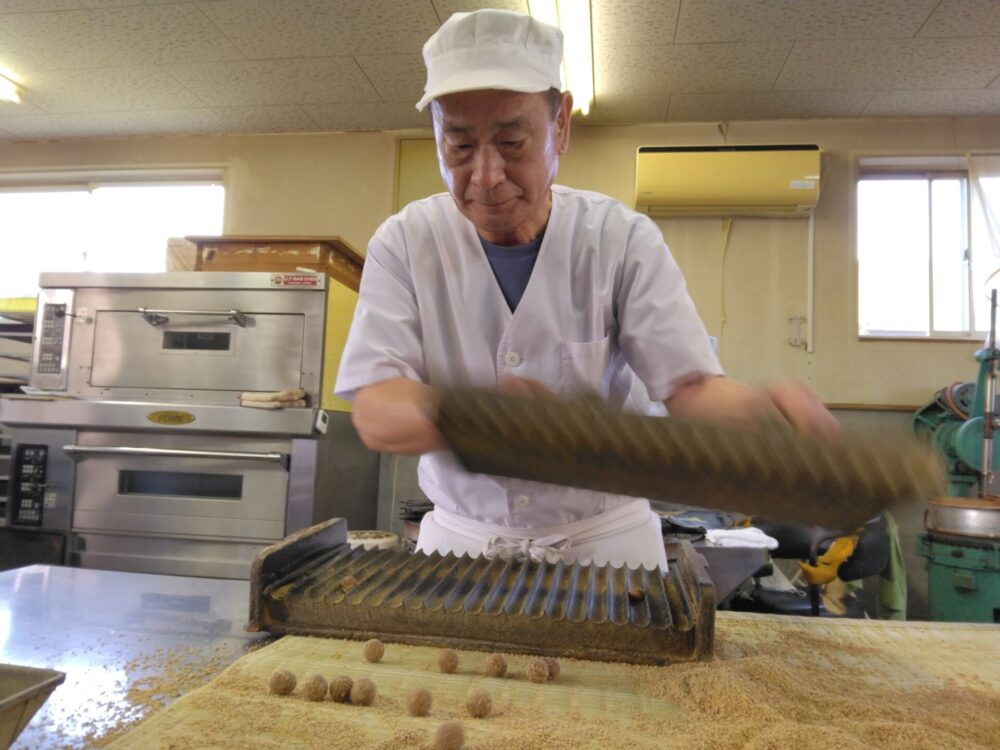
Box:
560;335;611;397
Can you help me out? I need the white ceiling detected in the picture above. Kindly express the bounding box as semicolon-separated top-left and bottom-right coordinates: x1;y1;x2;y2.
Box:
0;0;998;140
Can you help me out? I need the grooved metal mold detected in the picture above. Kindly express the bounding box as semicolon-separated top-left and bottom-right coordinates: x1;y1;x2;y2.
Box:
248;519;715;665
436;389;946;533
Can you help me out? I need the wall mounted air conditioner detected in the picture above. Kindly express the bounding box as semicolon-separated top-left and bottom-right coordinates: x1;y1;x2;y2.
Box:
634;144;821;218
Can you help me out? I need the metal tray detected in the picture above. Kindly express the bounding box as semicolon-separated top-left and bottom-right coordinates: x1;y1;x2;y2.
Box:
248;519;716;665
0;663;65;750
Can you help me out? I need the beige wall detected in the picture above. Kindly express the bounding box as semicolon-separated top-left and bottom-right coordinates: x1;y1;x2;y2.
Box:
5;117;995;618
3;118;999;406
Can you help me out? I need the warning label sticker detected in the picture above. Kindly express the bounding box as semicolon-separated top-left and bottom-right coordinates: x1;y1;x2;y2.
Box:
270;274;321;287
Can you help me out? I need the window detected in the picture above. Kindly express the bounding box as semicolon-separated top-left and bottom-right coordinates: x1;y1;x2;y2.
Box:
857;154;1000;338
0;172;225;299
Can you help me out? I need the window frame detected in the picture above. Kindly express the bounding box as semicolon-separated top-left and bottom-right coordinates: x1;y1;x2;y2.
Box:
856;164;982;342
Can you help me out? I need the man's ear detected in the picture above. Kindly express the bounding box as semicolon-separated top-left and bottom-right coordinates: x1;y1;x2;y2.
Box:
555;91;573;155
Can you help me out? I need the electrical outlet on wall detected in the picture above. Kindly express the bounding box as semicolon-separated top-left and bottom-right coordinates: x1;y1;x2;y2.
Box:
788;315;807;348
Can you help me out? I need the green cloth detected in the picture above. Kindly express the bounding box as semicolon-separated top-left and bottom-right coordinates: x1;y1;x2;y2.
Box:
877;510;908;620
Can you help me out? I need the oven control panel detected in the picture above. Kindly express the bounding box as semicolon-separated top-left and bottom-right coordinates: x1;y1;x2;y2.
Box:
12;444;48;526
38;303;68;374
31;288;75;391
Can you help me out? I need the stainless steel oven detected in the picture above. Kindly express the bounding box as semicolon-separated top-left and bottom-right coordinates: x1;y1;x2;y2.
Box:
0;272;378;579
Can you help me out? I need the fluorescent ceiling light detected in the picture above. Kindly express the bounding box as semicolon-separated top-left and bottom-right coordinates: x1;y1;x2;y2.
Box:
529;0;595;117
0;74;21;103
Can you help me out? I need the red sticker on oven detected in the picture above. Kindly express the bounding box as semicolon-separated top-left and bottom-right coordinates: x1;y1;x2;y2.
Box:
271;274;320;287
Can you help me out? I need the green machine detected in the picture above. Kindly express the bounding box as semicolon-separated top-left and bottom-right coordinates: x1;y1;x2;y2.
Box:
913;293;1000;623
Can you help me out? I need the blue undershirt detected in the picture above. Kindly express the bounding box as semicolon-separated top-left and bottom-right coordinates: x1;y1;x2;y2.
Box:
479;233;543;311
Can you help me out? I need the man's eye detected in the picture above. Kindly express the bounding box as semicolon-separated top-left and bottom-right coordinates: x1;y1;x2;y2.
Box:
502;140;523;148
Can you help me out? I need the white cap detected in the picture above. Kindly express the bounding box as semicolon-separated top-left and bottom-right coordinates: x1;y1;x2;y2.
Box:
416;9;563;111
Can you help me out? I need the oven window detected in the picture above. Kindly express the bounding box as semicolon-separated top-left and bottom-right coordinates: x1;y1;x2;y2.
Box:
118;470;243;499
162;331;232;351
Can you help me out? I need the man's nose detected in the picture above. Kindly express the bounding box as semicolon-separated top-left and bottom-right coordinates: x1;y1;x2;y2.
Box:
471;146;505;191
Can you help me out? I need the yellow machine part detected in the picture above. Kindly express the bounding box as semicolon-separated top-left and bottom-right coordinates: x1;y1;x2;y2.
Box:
321;280;358;413
798;535;859;586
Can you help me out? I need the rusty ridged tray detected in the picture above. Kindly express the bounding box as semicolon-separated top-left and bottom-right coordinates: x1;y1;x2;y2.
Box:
247;520;715;665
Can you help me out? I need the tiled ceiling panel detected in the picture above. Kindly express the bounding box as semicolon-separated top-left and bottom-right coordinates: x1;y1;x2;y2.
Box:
591;0;680;47
165;58;380;107
863;89;1000;117
667;90;876;122
303;101;430;131
0;111;154;139
918;0;1000;38
355;54;426;102
584;94;668;126
0;0;998;139
137;105;321;135
432;1;529;22
21;66;204;113
675;0;940;43
776;38;1000;91
1;4;244;69
595;42;791;97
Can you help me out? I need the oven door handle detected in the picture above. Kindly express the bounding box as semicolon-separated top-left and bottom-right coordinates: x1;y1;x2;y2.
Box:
137;307;249;327
62;444;289;470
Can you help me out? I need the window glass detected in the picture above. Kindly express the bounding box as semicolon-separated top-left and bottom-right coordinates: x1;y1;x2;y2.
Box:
0;183;224;298
857;179;930;335
930;178;967;333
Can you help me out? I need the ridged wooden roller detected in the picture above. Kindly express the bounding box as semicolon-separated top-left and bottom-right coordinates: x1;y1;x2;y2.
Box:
435;389;945;533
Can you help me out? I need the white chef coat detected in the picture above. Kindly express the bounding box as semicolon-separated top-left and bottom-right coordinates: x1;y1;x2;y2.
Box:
336;184;723;529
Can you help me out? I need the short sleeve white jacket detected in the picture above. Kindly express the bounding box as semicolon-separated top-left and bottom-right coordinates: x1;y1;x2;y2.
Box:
336;185;723;528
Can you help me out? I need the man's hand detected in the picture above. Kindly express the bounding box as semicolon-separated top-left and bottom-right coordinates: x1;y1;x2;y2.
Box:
497;375;558;400
665;376;839;440
353;377;446;455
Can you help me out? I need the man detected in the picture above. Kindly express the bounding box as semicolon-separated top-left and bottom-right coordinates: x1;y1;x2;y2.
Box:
336;9;836;570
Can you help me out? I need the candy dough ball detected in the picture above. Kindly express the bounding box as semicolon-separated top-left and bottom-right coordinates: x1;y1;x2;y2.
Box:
544;657;560;681
483;653;507;678
341;575;358;594
406;687;432;717
329;674;353;703
301;673;328;702
465;688;492;719
434;721;465;750
526;658;550;683
267;668;296;696
350;677;377;706
437;649;459;674
363;638;385;663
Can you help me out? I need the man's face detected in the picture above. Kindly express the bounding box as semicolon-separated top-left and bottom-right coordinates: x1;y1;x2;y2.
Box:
432;89;571;245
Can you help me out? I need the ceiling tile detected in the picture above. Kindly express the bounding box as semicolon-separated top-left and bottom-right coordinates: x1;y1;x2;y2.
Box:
355;54;425;102
137;105;320;135
675;0;939;42
918;0;1000;37
667;90;875;122
592;0;679;47
78;1;179;6
0;27;56;74
595;42;791;97
345;0;442;55
166;58;380;107
1;4;244;69
195;0;355;59
0;99;47;116
776;38;1000;90
0;0;80;10
863;89;1000;117
432;1;528;22
19;66;203;113
581;94;667;126
200;0;439;58
303;101;429;131
0;110;155;139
